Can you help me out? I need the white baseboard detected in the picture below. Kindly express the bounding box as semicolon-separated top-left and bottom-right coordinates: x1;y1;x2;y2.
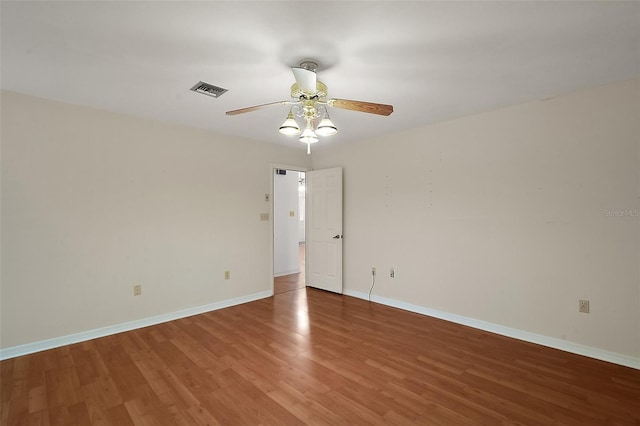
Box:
5;289;637;370
274;269;300;278
344;289;640;370
0;290;272;361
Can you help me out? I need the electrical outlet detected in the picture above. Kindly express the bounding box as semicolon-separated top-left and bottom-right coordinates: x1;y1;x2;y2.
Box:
225;270;230;280
390;268;395;278
260;213;269;221
372;267;376;276
579;299;590;313
134;285;142;296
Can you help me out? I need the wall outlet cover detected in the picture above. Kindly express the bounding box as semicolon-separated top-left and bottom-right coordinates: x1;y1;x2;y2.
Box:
579;299;590;313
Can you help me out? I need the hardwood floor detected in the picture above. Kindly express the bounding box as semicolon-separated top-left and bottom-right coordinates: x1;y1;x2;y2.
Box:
2;288;639;425
274;243;305;295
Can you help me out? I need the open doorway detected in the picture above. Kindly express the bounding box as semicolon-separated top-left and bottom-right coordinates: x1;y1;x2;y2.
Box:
273;169;306;294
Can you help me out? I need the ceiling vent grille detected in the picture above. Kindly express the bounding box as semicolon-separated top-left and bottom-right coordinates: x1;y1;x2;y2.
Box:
190;81;228;98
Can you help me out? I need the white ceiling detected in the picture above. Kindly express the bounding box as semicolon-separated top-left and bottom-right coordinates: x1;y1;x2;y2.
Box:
2;1;639;151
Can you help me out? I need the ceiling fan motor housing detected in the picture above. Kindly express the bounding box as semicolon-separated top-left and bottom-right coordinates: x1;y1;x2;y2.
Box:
290;80;327;99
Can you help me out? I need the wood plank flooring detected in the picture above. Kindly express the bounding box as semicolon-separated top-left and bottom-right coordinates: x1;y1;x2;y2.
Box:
1;287;639;425
274;243;305;295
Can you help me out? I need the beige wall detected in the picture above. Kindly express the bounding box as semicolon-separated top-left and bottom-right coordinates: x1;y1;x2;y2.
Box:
1;91;311;348
2;79;639;360
312;78;640;358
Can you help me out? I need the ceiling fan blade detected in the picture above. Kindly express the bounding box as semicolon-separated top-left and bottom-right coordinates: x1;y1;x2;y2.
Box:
291;67;317;94
326;98;394;116
225;101;291;115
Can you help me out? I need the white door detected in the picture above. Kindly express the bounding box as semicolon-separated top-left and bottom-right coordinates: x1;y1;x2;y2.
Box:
306;167;343;293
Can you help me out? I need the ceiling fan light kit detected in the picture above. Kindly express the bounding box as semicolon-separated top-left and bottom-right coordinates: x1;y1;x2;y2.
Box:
226;59;393;154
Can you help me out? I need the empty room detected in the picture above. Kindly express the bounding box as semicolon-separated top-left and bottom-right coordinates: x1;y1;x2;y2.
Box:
1;1;639;425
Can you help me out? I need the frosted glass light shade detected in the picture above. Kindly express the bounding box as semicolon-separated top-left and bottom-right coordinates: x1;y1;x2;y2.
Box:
316;118;338;136
299;128;319;144
279;112;301;135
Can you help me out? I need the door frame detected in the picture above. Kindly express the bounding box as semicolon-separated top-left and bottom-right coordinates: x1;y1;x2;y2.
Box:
269;163;310;296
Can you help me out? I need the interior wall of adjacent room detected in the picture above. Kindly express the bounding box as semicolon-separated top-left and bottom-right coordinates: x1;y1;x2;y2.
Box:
273;170;300;276
311;78;640;358
0;90;311;349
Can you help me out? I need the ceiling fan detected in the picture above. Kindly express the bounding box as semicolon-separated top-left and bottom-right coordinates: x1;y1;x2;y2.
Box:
226;60;394;154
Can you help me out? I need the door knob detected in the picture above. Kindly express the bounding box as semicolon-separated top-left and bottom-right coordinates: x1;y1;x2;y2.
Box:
333;234;343;239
